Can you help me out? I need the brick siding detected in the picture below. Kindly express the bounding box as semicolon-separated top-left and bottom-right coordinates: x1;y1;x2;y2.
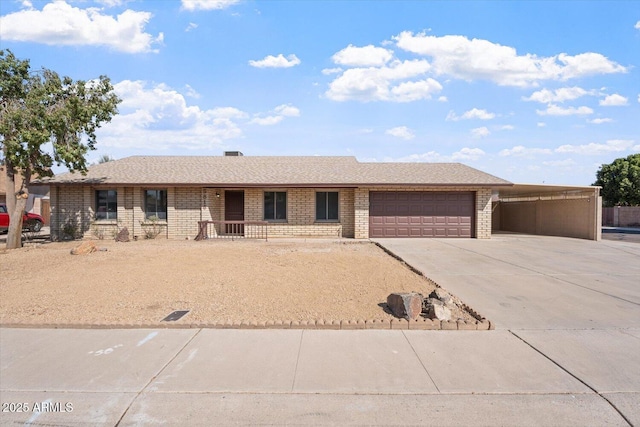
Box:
353;186;493;239
51;185;492;240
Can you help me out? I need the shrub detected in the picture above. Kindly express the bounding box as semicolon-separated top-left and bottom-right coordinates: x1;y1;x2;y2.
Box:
141;215;163;239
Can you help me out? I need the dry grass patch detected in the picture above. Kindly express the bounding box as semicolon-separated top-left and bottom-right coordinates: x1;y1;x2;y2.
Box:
0;239;475;325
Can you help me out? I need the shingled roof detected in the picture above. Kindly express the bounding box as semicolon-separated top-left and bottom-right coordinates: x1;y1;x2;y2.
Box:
39;156;512;187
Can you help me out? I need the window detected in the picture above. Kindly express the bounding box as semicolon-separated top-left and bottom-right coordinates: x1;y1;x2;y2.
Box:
145;189;167;220
264;191;287;220
316;191;339;221
95;190;117;220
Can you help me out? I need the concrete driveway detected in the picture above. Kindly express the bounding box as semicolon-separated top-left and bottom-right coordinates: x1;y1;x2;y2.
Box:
375;234;640;425
1;235;639;426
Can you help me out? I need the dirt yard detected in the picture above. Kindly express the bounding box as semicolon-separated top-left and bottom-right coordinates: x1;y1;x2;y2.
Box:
0;239;475;325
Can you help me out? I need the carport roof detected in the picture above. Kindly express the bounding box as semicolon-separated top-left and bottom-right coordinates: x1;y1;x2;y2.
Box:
38;155;513;187
498;183;600;200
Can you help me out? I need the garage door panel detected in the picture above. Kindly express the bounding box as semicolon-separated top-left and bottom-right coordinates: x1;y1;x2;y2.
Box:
370;191;474;238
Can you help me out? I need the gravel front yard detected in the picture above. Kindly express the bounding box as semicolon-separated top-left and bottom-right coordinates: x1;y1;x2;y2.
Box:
0;239;476;325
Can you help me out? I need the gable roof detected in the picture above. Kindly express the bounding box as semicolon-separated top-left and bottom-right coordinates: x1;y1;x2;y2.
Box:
38;156;512;187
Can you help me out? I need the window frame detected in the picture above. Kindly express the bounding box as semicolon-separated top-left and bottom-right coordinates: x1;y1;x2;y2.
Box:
263;191;287;222
144;189;167;221
95;189;118;220
315;191;340;222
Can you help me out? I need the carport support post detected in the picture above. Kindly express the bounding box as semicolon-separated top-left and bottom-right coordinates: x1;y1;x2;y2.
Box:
594;191;602;241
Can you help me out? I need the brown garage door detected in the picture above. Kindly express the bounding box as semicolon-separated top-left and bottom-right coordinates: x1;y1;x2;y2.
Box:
369;191;474;238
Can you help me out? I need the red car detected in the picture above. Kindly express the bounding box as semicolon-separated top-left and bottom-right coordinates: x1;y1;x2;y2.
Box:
0;203;44;232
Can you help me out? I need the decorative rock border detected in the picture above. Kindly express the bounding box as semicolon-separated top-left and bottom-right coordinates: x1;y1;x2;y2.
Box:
0;241;494;331
0;318;494;330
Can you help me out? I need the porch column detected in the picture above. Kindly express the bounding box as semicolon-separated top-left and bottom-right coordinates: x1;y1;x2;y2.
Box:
354;188;369;239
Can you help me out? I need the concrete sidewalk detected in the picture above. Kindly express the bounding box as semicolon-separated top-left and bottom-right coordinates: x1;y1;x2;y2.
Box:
0;328;631;426
1;235;639;426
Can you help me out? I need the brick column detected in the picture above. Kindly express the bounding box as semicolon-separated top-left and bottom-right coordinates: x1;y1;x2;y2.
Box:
354;188;369;239
132;188;143;238
167;187;176;239
475;188;492;239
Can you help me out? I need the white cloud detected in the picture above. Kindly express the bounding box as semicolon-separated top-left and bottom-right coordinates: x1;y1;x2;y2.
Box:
638;93;640;103
184;84;200;99
0;1;163;53
96;0;127;6
499;145;553;157
210;107;247;119
471;127;490;138
635;21;640;29
325;59;440;102
385;126;415;140
274;104;300;117
181;0;240;11
438;96;448;102
250;104;301;125
390;79;443;102
537;122;546;127
447;108;495;121
451;147;485;161
555;139;636;155
99;82;302;149
393;31;626;87
536;104;593;116
185;22;198;32
588;118;613;124
322;67;342;75
332;44;394;67
250;116;283;126
392;147;485;162
249;54;301;68
543;159;576;167
599;94;628;106
498;125;515;131
99;80;245;150
523;86;590;103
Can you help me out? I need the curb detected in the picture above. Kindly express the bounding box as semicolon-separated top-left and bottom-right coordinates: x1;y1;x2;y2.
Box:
0;318;493;330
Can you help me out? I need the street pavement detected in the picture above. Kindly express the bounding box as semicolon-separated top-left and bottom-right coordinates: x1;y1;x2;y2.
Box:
1;234;639;426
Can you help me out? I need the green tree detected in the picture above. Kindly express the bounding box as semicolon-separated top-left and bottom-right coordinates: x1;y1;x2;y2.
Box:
593;154;640;207
0;50;120;249
97;154;115;164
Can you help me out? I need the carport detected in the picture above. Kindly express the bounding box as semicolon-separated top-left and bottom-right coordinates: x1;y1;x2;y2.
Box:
493;184;602;241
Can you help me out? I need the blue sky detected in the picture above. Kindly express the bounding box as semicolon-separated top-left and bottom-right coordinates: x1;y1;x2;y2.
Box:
1;0;639;185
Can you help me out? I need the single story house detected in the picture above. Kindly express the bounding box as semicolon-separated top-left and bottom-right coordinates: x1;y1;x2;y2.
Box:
39;152;514;240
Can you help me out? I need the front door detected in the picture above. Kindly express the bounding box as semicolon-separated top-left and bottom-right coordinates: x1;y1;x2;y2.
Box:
224;191;244;235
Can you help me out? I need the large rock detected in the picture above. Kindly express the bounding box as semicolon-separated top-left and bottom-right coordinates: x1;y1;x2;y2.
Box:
70;241;97;255
115;227;130;242
429;289;452;304
426;303;452;321
429;288;460;309
387;292;423;320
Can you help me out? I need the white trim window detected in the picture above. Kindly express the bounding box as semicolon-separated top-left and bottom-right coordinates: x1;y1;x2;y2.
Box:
95;190;117;220
145;189;167;220
264;191;287;221
316;191;339;221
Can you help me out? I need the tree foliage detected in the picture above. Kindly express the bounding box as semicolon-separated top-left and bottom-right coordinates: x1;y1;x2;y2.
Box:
593;154;640;207
97;154;115;164
0;49;120;248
